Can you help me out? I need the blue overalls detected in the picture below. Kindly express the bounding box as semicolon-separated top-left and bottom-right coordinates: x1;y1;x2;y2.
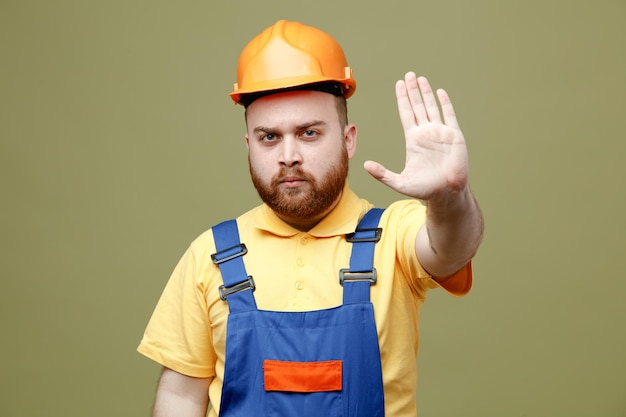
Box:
211;209;385;417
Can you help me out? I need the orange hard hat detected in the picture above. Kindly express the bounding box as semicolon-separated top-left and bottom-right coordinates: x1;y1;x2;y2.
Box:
230;20;356;105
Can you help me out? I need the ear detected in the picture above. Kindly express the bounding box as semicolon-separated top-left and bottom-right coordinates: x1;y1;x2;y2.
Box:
344;124;357;159
245;133;250;150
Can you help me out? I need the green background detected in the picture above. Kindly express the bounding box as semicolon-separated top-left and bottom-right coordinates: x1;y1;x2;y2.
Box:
1;1;625;416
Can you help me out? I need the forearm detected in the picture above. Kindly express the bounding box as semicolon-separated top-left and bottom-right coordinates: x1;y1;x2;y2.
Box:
152;367;211;417
416;186;484;279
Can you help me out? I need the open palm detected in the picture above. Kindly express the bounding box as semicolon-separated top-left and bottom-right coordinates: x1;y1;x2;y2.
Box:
364;73;469;201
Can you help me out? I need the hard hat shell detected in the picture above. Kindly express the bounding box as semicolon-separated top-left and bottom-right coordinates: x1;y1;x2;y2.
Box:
230;20;356;105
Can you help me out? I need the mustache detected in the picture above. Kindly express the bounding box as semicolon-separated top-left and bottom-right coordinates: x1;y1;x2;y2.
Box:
271;167;315;186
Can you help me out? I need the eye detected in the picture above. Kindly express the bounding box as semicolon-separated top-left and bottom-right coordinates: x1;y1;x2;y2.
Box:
301;130;318;139
261;133;278;143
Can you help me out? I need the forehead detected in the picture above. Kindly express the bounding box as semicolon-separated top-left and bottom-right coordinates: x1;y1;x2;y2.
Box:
245;90;339;127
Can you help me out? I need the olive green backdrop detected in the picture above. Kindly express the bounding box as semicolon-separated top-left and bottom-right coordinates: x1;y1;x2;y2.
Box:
1;1;625;416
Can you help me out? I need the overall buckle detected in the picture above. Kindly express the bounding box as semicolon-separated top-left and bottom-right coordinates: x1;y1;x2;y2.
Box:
211;243;248;264
339;268;377;286
345;227;382;243
219;276;256;301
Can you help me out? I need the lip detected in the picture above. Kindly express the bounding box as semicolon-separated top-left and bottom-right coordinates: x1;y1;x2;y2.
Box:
280;176;306;188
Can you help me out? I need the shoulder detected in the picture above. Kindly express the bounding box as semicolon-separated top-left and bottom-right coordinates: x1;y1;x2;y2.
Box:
189;206;263;248
377;199;427;240
382;199;427;222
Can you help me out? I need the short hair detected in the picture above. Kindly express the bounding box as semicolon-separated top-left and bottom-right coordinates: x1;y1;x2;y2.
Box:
334;94;348;129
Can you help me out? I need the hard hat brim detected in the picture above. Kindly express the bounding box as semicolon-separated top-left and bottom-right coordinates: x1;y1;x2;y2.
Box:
230;75;356;105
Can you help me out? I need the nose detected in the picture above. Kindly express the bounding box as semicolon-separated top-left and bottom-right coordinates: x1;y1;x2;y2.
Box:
278;137;302;167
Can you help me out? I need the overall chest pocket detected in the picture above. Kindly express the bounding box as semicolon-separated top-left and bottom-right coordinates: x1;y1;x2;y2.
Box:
264;359;344;417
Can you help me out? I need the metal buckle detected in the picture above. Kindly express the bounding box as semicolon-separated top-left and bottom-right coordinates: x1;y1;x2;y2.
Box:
211;243;248;265
219;276;255;301
345;228;382;243
339;268;377;286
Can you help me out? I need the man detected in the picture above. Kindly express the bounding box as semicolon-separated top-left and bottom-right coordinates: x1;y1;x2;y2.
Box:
138;20;483;417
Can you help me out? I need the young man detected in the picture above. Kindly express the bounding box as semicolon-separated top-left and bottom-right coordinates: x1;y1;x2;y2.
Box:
138;20;483;417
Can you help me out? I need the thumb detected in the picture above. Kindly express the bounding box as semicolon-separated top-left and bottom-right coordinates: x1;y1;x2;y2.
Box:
364;160;407;195
364;160;399;185
363;160;386;180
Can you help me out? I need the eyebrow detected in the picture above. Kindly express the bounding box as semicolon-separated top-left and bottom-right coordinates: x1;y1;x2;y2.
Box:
297;120;327;130
252;120;327;135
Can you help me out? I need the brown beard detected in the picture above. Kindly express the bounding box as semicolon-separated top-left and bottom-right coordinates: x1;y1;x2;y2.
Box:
249;149;349;221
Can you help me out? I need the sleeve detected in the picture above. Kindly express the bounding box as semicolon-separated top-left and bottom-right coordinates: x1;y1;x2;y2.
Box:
137;243;217;378
426;261;473;297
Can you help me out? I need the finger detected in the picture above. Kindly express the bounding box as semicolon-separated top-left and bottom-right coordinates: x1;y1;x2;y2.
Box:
416;76;442;124
404;72;428;125
437;88;460;130
395;79;418;131
363;160;400;185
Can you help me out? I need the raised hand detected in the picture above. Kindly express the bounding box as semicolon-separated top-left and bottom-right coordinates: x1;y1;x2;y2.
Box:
364;72;469;202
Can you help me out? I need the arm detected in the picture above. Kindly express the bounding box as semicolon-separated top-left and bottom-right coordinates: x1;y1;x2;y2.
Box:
152;367;211;417
416;186;483;279
364;72;484;279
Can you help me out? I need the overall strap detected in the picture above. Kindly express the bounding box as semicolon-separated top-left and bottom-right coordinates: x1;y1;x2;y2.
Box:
342;208;384;304
211;219;257;313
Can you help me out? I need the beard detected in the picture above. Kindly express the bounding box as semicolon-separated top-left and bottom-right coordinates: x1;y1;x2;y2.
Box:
249;149;349;221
